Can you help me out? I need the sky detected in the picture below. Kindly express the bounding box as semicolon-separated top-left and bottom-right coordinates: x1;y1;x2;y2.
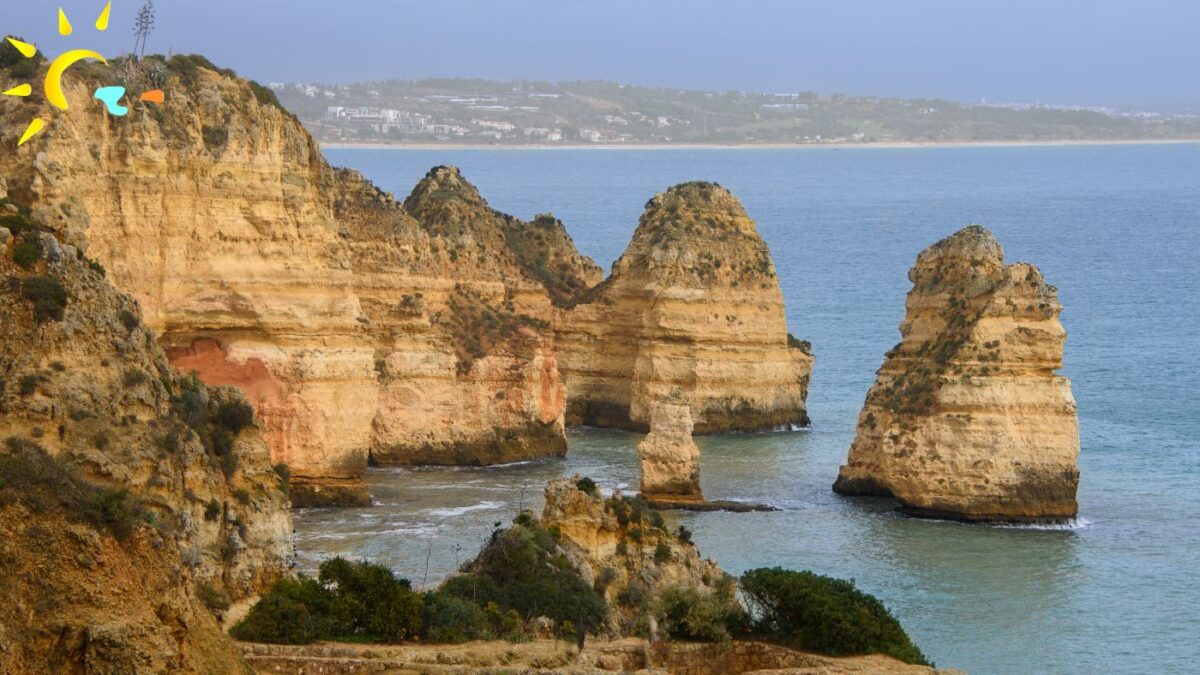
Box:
2;0;1197;108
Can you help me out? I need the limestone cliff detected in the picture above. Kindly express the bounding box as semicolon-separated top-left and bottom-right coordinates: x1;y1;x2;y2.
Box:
638;403;703;501
0;203;291;669
556;182;813;432
833;225;1080;522
0;58;573;501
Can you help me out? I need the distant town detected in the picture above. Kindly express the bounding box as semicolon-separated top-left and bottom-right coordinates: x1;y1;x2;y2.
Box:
269;79;1200;146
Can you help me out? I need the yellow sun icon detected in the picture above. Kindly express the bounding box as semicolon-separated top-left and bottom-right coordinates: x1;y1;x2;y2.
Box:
4;2;113;146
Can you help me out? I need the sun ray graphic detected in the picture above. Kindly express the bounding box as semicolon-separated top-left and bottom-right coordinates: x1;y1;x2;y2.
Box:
5;3;113;146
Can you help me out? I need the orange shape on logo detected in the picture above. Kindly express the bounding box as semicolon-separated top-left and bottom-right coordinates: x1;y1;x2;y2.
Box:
140;90;165;104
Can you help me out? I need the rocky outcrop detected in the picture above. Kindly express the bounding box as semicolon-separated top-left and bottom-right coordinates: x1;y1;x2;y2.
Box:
541;477;729;631
557;182;813;433
638;403;703;501
833;225;1080;522
0;209;291;669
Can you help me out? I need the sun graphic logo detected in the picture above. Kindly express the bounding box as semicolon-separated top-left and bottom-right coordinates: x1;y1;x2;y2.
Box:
3;2;165;147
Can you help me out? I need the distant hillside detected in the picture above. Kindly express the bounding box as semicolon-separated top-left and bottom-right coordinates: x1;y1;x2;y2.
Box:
272;78;1200;146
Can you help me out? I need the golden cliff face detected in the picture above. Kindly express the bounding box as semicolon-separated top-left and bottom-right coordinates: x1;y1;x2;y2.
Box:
834;225;1080;522
0;62;570;503
0;214;292;669
557;182;813;433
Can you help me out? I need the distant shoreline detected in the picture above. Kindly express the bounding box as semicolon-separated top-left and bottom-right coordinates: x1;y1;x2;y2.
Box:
320;138;1200;151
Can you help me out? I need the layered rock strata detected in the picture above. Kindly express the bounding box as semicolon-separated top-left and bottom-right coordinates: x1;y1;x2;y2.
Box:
833;225;1080;522
0;214;292;670
557;182;813;433
638;403;703;501
1;57;813;503
0;61;578;502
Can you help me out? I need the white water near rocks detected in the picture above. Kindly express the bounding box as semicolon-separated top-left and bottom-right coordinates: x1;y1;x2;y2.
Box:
295;144;1200;674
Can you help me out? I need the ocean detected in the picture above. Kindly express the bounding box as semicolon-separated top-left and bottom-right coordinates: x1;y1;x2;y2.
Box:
296;143;1200;673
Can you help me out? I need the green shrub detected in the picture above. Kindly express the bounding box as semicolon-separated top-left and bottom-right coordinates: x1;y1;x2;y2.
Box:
229;578;330;644
119;309;139;332
421;591;493;643
652;584;746;644
123;369;149;388
198;583;232;612
739;567;928;665
204;499;222;521
232;559;425;645
0;437;147;540
575;476;598;495
233;488;250;504
273;462;291;494
214;399;255;434
677;525;693;545
465;517;606;634
22;275;69;322
18;374;38;396
654;542;672;563
201;125;229;151
13;238;41;269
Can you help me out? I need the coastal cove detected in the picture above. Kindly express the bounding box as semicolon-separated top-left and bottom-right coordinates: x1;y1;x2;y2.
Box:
293;143;1200;674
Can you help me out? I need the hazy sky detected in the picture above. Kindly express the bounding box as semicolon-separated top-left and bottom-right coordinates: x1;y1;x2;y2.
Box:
3;0;1197;107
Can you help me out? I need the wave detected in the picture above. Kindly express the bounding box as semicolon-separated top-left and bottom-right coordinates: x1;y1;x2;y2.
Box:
997;517;1093;531
422;501;505;517
296;524;441;541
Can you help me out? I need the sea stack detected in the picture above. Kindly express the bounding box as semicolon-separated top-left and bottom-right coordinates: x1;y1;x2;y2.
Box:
834;225;1080;522
638;403;703;502
557;182;813;433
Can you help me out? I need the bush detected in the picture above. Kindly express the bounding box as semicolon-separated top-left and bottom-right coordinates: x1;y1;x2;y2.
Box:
421;591;493;643
273;462;291;494
232;559;425;645
13;238;41;269
119;309;139;332
122;369;149;388
204;499;222;521
739;568;928;665
575;476;598;495
214;399;255;434
22;275;69;322
652;584;747;644
0;437;146;540
198;583;232;612
466;519;606;634
229;578;329;644
18;374;38;396
654;542;672;563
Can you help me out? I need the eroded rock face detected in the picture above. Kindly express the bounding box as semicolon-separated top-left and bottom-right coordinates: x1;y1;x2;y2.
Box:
638;403;703;500
557;182;813;433
834;225;1080;522
0;224;292;670
0;68;577;501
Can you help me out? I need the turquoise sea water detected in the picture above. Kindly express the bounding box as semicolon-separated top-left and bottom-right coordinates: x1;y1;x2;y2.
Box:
296;144;1200;674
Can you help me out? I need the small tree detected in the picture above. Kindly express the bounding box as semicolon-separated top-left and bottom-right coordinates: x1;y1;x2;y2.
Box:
132;1;156;58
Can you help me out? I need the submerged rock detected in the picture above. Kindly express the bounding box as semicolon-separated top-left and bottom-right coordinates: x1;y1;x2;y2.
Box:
834;225;1080;522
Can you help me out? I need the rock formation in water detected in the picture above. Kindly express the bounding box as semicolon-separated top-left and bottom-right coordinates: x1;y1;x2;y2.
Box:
556;182;813;433
0;199;292;670
833;225;1080;522
0;59;584;503
638;403;703;501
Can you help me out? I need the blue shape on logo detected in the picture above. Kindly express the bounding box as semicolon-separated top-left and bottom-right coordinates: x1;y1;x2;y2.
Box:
93;86;128;116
